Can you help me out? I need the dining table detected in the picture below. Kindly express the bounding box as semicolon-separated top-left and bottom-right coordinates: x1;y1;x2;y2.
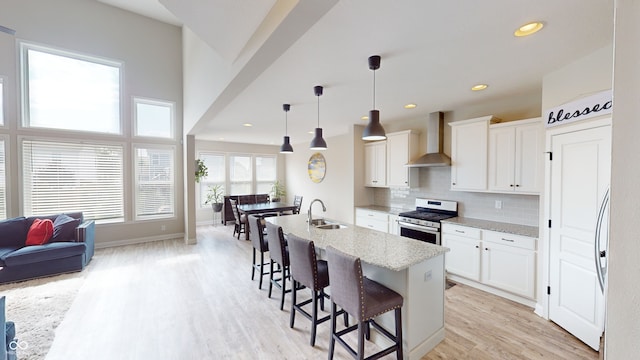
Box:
237;202;298;240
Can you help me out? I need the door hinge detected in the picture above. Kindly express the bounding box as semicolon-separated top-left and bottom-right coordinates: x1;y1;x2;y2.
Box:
546;151;553;161
548;219;552;228
547;286;551;295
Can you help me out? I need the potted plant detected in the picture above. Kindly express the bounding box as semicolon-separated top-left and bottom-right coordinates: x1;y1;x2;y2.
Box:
270;180;286;202
195;159;208;183
205;184;224;212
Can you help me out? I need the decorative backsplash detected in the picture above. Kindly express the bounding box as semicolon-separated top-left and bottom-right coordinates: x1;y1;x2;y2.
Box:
373;166;540;227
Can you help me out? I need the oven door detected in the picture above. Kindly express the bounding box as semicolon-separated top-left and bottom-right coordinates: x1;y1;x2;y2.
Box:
398;221;440;245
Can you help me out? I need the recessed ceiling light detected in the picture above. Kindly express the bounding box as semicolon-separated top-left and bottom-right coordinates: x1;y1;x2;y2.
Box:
404;103;417;109
243;123;253;127
514;21;544;37
471;84;488;91
361;115;369;121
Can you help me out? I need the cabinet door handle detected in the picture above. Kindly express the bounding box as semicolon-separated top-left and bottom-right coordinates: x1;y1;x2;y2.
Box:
475;245;479;249
485;248;489;251
510;184;514;187
455;229;465;234
515;184;520;187
501;238;515;242
452;182;456;186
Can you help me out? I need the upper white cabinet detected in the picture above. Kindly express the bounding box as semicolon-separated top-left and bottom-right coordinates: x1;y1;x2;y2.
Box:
386;130;420;188
488;118;543;194
449;116;498;191
364;141;387;187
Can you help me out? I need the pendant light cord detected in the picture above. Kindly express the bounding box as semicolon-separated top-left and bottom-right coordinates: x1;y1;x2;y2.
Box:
317;94;320;127
372;69;376;109
285;111;288;135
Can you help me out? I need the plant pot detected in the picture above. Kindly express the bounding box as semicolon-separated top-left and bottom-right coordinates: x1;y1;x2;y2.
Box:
212;203;223;212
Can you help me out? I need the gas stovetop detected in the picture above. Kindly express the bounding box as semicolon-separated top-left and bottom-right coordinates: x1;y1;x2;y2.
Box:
398;198;458;229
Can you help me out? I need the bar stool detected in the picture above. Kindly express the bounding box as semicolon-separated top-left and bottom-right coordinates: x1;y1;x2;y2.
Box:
326;246;404;360
287;234;347;347
265;222;290;310
248;215;269;290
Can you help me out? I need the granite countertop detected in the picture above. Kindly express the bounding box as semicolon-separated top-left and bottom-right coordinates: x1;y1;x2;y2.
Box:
267;214;448;271
356;205;408;215
441;217;539;238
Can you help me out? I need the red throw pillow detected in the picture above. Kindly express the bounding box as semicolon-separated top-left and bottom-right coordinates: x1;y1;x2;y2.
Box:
25;219;54;246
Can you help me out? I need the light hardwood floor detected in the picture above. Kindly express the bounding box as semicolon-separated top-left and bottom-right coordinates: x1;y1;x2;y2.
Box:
44;224;599;360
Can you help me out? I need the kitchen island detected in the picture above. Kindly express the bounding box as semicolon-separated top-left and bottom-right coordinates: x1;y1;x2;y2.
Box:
267;214;448;360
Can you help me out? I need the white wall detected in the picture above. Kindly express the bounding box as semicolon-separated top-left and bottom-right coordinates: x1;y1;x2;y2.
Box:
285;130;355;224
0;0;184;247
606;0;640;357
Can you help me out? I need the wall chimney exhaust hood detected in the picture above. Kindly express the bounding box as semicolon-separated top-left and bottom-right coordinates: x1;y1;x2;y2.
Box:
406;111;451;167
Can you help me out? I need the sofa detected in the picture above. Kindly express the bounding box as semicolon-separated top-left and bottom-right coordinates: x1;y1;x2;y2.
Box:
0;212;95;284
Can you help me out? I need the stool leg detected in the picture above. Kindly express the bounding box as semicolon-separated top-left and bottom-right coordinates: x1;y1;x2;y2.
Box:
311;290;318;346
365;320;370;340
395;308;403;359
268;260;274;298
251;248;256;280
328;302;337;360
357;321;365;360
320;289;325;311
280;266;287;310
258;252;265;289
290;280;297;328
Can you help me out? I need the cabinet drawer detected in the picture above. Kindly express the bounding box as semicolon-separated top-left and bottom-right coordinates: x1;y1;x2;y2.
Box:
356;218;388;232
355;209;388;222
442;224;481;239
483;230;536;250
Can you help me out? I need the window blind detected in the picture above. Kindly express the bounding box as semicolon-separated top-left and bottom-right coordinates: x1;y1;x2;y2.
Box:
22;139;124;221
0;139;5;219
135;146;175;219
199;152;225;207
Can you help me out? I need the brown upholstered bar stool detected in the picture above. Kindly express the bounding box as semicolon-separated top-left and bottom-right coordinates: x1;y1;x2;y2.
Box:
248;215;269;290
265;222;290;310
287;234;347;346
326;246;404;360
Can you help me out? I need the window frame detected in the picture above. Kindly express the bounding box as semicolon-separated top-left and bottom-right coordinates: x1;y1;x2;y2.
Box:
19;42;124;135
133;143;177;221
133;96;176;139
0;136;7;220
197;151;226;208
0;76;4;127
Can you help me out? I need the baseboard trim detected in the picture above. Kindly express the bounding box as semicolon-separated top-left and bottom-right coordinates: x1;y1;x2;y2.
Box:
95;232;185;249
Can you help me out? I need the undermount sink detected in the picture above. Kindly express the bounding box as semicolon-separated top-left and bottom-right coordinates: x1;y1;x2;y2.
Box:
309;218;347;230
315;223;347;230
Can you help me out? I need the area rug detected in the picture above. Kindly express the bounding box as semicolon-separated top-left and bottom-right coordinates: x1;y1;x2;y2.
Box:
0;272;86;360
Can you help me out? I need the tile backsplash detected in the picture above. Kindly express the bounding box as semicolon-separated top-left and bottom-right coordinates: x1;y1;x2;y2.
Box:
373;166;540;227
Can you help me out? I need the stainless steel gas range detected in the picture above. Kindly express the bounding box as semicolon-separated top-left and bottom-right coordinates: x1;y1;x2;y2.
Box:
397;198;458;245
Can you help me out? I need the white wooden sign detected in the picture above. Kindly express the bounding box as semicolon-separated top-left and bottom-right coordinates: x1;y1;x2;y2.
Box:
544;89;612;128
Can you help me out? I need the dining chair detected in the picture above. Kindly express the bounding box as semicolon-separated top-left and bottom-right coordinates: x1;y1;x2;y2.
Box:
265;222;290;310
228;199;246;240
248;215;270;290
326;246;404;360
293;195;303;214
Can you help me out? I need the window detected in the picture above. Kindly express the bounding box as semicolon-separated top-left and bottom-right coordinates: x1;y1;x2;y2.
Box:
0;139;5;219
22;139;124;221
21;43;121;134
199;153;225;207
134;97;174;138
134;146;175;219
256;155;276;194
0;78;4;126
229;155;252;195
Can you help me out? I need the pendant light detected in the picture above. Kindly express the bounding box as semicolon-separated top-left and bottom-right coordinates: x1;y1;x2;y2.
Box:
362;55;387;141
310;85;327;150
280;103;293;153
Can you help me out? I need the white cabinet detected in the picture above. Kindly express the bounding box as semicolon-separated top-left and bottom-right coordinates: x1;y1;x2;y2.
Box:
386;130;420;188
449;116;497;191
442;224;482;281
482;231;536;299
488;118;543;194
388;214;399;235
355;208;389;232
364;141;387;187
442;223;537;301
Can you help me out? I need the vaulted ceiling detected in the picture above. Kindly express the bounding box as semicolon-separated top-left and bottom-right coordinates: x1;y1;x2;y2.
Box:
97;0;614;145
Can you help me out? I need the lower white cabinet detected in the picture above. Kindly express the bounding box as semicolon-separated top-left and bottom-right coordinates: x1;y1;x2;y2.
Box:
388;214;399;235
355;208;389;233
442;223;537;301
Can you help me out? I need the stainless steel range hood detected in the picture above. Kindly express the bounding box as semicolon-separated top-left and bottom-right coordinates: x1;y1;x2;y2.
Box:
406;111;451;167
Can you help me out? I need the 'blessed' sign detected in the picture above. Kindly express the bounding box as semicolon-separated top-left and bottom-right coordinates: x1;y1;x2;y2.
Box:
544;89;612;128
